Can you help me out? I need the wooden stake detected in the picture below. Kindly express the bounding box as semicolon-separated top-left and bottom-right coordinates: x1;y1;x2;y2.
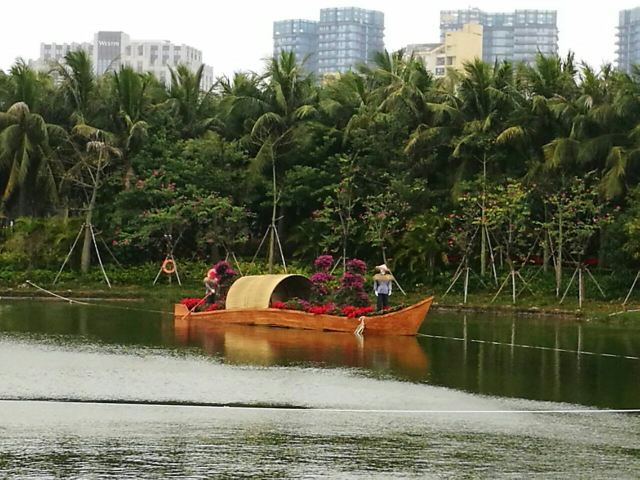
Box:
463;267;470;304
623;270;640;306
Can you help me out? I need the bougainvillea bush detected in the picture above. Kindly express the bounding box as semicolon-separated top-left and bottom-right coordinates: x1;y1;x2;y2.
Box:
310;254;338;303
212;260;237;285
334;258;370;307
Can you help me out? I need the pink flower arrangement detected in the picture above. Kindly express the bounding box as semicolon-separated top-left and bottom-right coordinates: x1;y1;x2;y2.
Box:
310;271;333;283
335;258;370;307
346;258;366;275
314;255;334;271
340;271;364;289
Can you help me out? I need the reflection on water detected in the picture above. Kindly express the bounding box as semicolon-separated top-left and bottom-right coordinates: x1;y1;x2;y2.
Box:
1;300;640;477
175;317;428;380
423;312;640;409
1;301;640;408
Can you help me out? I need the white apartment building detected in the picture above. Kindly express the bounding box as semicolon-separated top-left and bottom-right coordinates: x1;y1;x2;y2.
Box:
33;31;213;90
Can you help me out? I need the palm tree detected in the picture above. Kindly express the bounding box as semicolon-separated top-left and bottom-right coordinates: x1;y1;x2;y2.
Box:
0;102;64;215
110;66;149;189
216;71;264;141
54;50;95;124
5;59;47;110
543;63;640;199
236;50;318;271
405;59;519;278
166;64;216;137
320;70;370;132
364;50;433;126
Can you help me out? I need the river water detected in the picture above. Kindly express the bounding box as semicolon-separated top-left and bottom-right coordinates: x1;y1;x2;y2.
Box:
1;300;639;478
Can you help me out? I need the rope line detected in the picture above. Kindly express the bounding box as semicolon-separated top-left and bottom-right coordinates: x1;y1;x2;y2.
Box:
417;333;640;361
25;280;173;315
0;398;638;414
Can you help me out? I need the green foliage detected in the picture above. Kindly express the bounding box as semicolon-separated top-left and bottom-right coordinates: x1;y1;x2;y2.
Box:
547;174;612;260
485;180;532;262
1;50;640;295
362;190;407;261
0;217;81;268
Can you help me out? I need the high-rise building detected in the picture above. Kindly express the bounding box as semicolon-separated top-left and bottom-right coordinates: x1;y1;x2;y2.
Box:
37;41;94;68
273;19;319;73
406;23;483;78
440;8;558;65
273;7;385;76
33;31;213;90
616;7;640;73
93;31;130;75
317;7;384;75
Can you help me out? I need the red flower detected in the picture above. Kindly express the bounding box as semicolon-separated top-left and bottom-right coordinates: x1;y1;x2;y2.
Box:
271;301;286;309
355;306;374;316
341;305;359;318
180;297;202;310
203;303;219;312
306;304;331;314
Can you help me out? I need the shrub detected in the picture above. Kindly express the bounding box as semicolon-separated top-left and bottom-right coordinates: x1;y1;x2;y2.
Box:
335;258;370;307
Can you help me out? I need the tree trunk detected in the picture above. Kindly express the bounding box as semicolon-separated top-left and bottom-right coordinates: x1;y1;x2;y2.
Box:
124;162;134;191
480;225;487;277
555;209;563;297
480;153;487;277
268;156;277;273
543;232;549;274
342;236;347;273
542;207;549;273
81;156;102;274
18;185;29;217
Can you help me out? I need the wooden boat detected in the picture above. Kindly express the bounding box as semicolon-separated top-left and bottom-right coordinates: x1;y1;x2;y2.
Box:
174;274;433;336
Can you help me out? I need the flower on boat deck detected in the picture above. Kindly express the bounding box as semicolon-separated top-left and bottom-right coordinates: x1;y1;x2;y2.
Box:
271;301;286;309
306;304;332;315
180;297;202;310
341;305;374;318
340;272;364;289
202;303;219;312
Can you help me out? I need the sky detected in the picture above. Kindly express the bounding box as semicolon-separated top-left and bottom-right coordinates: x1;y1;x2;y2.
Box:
2;0;639;77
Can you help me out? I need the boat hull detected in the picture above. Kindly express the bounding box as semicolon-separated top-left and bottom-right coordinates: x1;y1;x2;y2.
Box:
173;296;433;336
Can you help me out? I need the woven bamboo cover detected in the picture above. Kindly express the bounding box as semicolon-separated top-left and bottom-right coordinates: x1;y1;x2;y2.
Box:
225;274;312;310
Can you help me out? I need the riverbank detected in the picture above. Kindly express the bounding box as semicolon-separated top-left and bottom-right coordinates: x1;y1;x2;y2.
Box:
3;281;640;322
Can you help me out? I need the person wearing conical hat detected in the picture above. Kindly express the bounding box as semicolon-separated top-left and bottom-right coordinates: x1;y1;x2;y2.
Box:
373;264;394;311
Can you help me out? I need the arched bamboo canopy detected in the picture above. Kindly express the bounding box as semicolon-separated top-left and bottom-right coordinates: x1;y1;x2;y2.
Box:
225;274;312;310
